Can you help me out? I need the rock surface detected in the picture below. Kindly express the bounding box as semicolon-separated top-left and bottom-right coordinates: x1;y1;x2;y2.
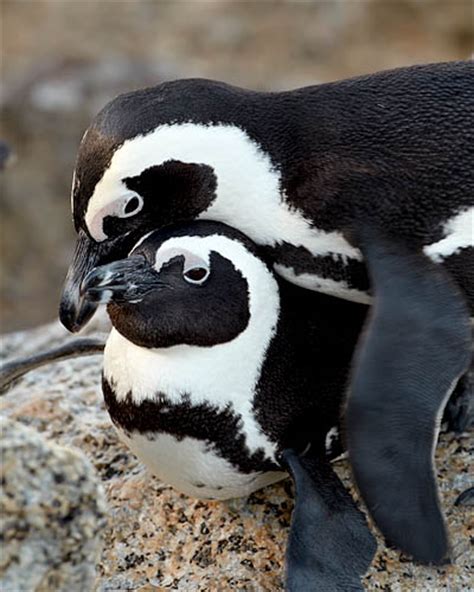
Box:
1;320;473;591
0;416;107;592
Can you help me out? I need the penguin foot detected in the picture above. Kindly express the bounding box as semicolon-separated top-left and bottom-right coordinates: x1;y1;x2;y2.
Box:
282;447;376;592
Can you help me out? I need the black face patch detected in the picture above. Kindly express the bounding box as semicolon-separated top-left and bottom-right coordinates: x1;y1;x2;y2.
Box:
125;160;217;217
103;377;277;474
107;249;250;348
99;161;217;241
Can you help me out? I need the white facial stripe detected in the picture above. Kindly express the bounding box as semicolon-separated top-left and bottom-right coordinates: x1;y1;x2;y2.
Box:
88;205;113;241
104;234;280;461
86;123;269;240
84;122;360;260
424;207;474;262
72;129;87;214
130;230;155;254
87;191;142;241
70;169;77;211
153;246;209;274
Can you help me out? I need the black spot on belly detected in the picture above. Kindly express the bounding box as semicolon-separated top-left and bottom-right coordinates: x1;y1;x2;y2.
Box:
194;484;233;492
103;376;277;474
264;242;371;293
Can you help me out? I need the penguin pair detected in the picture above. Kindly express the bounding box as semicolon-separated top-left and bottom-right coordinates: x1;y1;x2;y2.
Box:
81;220;376;591
60;60;474;563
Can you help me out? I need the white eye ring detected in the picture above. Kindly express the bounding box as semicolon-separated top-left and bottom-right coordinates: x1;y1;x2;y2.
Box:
121;193;144;218
183;266;210;285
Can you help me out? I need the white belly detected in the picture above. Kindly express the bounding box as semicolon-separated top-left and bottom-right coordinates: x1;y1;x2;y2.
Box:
118;429;286;500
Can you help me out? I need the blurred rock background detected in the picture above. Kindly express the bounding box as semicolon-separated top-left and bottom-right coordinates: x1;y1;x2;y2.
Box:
1;0;473;332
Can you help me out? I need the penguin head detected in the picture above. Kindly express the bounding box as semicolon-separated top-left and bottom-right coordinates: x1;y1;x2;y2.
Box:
61;79;279;333
81;221;279;349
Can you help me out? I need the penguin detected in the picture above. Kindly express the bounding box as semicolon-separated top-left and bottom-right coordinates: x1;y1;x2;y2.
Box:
81;220;376;591
59;60;474;563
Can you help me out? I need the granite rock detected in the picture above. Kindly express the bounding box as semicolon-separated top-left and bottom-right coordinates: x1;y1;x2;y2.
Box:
0;416;107;592
1;321;473;591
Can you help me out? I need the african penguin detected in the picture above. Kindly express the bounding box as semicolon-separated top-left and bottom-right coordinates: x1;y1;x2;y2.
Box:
60;60;474;563
81;220;376;591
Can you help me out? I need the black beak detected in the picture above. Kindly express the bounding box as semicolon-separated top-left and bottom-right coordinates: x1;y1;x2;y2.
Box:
81;255;164;305
59;230;130;333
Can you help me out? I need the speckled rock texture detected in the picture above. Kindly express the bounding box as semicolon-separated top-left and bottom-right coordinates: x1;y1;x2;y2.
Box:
1;320;473;591
0;416;107;592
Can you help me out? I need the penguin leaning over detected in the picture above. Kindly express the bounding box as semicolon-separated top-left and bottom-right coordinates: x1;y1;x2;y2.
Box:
81;220;376;591
59;60;474;563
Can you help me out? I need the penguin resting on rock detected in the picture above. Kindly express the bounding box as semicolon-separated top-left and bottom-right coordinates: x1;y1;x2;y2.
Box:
81;220;376;591
60;61;474;563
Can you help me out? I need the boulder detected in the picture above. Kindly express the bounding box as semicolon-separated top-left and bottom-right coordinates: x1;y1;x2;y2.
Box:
0;417;107;591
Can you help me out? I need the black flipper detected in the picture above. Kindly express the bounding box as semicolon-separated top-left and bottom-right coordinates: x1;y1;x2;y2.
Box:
0;337;105;393
281;448;377;592
346;229;471;564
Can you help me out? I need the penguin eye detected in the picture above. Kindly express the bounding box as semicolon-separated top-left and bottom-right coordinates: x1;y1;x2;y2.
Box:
183;267;210;285
121;194;144;218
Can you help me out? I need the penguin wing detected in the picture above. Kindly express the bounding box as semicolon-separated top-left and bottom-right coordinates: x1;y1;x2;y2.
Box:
281;448;376;592
346;228;471;564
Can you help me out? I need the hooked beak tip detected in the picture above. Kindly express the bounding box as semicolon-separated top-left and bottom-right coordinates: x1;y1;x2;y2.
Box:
59;292;98;333
59;228;119;333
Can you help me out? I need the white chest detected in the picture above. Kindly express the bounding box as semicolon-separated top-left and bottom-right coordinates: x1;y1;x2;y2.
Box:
103;296;281;496
104;316;278;454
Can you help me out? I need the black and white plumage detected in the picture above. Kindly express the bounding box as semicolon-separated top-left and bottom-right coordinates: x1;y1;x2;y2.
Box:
82;221;376;590
61;61;474;563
